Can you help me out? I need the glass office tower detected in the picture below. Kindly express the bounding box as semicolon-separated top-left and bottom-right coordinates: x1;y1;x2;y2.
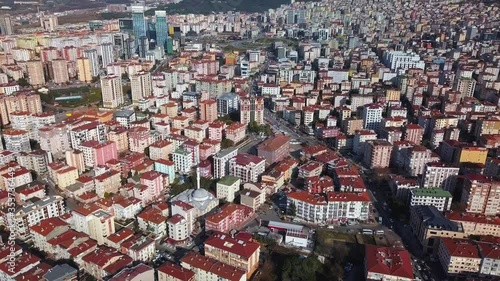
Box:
131;4;146;42
155;10;168;51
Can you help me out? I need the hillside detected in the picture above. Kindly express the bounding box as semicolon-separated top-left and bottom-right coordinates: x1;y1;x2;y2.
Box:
147;0;316;16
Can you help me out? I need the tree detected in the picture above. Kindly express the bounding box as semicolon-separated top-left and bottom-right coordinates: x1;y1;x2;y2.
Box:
104;192;112;199
221;138;234;149
17;77;29;87
30;139;41;150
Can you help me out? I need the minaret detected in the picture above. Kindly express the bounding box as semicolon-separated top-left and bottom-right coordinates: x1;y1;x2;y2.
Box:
196;166;201;190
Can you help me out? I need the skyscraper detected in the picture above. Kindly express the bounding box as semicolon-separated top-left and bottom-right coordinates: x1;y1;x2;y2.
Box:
51;59;69;84
155;11;168;51
131;4;147;42
100;42;114;67
0;15;13;35
138;36;148;58
240;96;264;125
130;71;151;103
83;49;99;77
101;75;124;109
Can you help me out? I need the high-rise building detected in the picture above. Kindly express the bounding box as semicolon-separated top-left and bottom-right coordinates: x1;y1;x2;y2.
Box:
0;15;13;35
155;11;168;51
130;71;151;103
26;60;45;87
461;174;500;216
99;42;114;67
124;38;135;60
131;4;147;42
76;57;92;83
101;75;124;109
40;15;58;32
83;49;99;77
240;96;264;125
199;99;217;122
217;92;239;117
362;103;384;132
51;59;69;84
363;140;393;169
138;36;148;58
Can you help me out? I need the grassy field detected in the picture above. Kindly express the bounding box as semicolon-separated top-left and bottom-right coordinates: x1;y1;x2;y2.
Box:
43;86;102;108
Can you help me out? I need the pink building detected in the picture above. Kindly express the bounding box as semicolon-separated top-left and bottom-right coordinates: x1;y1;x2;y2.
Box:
128;127;158;153
199;143;214;161
225;122;246;144
208;121;225;141
94;141;118;167
140;171;166;204
205;203;253;233
199;160;212;178
183;140;200;165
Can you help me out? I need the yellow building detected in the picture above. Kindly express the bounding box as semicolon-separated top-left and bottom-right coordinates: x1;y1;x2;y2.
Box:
108;128;129;153
77;57;92;83
458;147;488;165
386;89;401;101
55;166;79;189
26;59;46;87
225;53;237;65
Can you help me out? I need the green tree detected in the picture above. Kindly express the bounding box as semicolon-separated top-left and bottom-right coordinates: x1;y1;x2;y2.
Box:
104;192;112;199
30;139;41;150
221;138;234;149
17;77;29;87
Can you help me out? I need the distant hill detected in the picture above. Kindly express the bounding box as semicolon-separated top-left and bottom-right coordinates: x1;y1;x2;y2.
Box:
149;0;316;15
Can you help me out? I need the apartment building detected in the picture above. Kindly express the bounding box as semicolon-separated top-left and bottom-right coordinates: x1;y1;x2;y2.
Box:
213;147;238;179
158;262;195;281
205;203;253;233
438;238;482;276
10;195;66;239
180;252;245;281
257;134;290;165
410;206;466;255
287;191;371;223
410;188;453;211
421;162;460;192
72;204;116;245
199;99;217;122
461;174;500;215
363;140;393;169
228;153;266;183
446;212;500;237
365;245;414;281
225;122;246;144
216;176;241;202
204;232;260;279
172;146;193;174
3;128;31;153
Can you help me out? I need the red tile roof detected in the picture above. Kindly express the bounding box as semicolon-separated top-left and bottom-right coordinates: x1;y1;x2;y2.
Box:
441;238;480;258
205;231;260;259
107;228;135;244
30;218;68;237
158;262;195;281
180;252;245;281
365;245;413;279
233;153;265;166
